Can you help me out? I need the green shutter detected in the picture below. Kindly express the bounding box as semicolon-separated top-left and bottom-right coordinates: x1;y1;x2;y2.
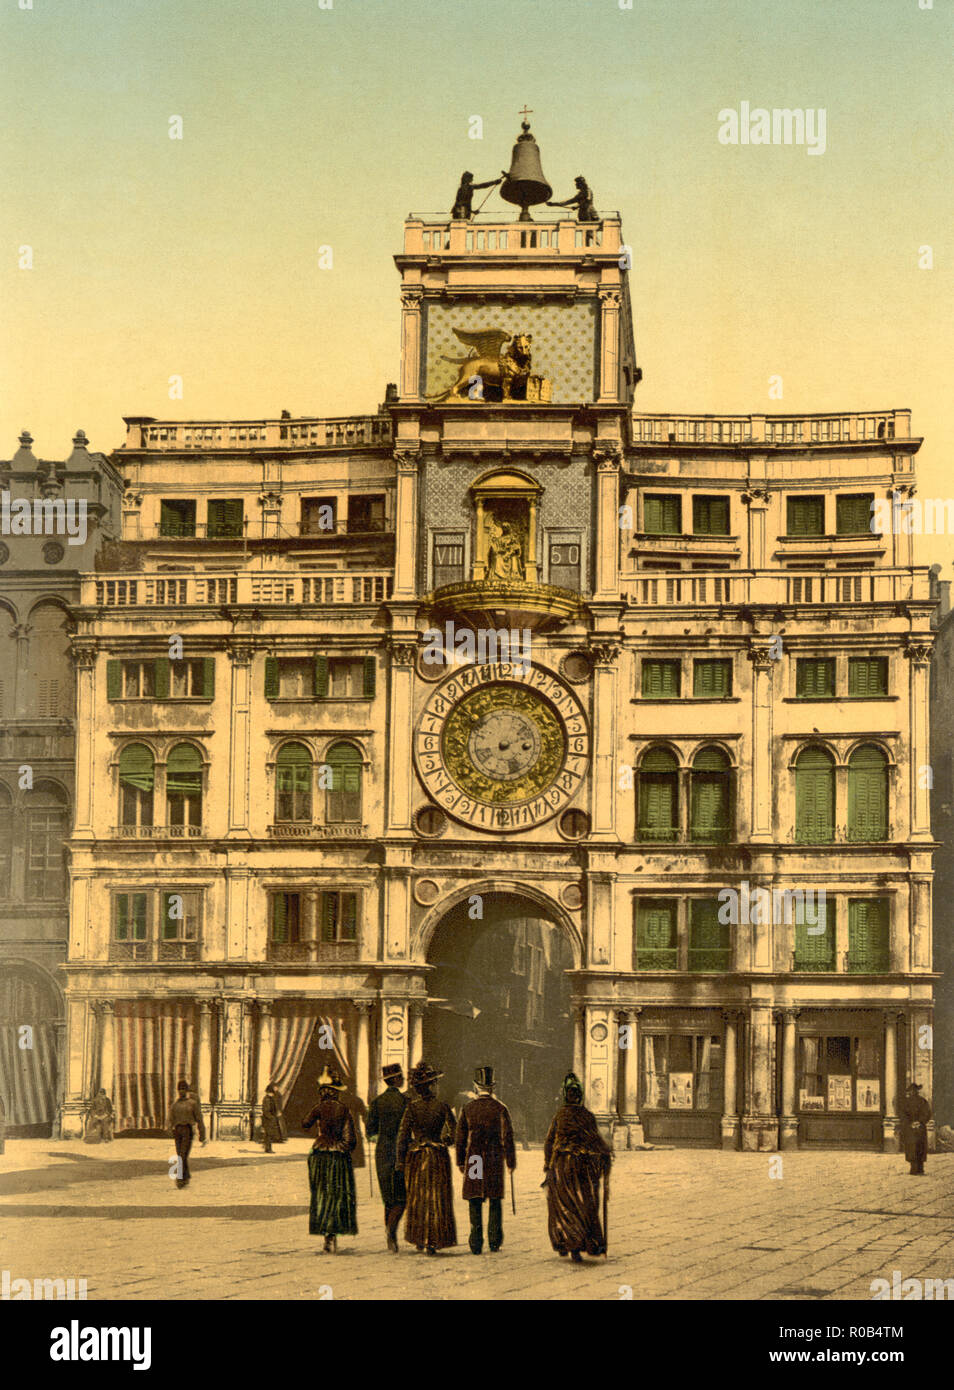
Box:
314;655;329;698
689;899;731;970
787;496;825;536
131;893;147;940
636;900;677;969
201;657;215;699
848;658;887;697
264;657;279;700
225;499;243;535
161;892;178;940
642;660;679;697
119;743;155;791
362;655;376;698
166;743;202;795
694;659;730;698
271;892;287;944
154;657;170;699
693;497;730;536
795;750;835;842
107;660;122;700
848;899;889;972
116;894;129;940
794;897;835;970
796;659;834;698
342;893;357;941
320;892;336;942
837;495;873;535
207;498;243;538
644;495;681;535
848;747;888;841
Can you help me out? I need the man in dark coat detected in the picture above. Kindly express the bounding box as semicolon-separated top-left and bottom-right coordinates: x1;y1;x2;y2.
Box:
260;1083;285;1153
455;1065;516;1255
84;1089;114;1144
900;1082;932;1175
169;1080;206;1188
365;1063;408;1252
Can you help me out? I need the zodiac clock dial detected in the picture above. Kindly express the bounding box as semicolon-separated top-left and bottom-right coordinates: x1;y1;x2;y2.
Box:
414;663;590;832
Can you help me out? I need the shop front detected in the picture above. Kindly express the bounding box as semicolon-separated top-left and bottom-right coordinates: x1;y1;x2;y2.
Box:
794;1009;886;1149
638;1007;726;1147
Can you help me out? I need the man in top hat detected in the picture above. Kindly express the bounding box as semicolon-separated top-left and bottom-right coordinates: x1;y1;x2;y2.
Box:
899;1082;932;1175
455;1065;516;1255
168;1080;206;1189
365;1063;408;1252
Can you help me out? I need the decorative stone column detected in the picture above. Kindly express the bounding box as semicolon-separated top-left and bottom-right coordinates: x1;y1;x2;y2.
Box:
353;1000;373;1105
572;1004;586;1081
386;642;418;835
585;1006;615;1136
197;1000;215;1123
614;1008;643;1149
597;290;622;403
905;638;933;841
226;640;254;837
588;643;620;842
52;1018;67;1139
407;1002;425;1071
216;997;251;1139
778;1008;800;1151
255;1001;273;1114
747;642;776;845
721;1009;741;1151
71;641;97;838
12;621;31;720
742;484;770;569
257;489;283;540
392;450;420;599
97;1000;115;1099
883;1009;900;1153
399;287;424;401
741;1004;778;1151
593;447;621;600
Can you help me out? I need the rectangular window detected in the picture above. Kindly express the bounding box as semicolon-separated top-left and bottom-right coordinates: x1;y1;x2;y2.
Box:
159;499;196;538
643;494;682;536
121;660;156;699
848;657;888;697
793;896;835;971
641;1033;723;1111
848;899;890;972
798;1033;882;1114
347;494;386;533
432;531;465;588
692;496;730;536
114;892;148;941
159;890;200;941
688;899;731;971
26;811;65;899
836;494;874;536
301;496;337;536
269;892;302;945
320;890;358;943
693;658;732;698
169;659;207;699
796;657;836;698
328;658;368;699
206;498;244;539
634;899;678;970
275;658;316;700
642;659;681;698
786;496;825;537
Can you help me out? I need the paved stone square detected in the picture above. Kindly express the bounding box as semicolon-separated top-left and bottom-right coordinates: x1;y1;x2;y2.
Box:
0;1141;951;1302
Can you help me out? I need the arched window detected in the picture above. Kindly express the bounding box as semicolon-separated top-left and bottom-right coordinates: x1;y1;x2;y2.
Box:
26;782;69;899
795;746;835;843
326;742;362;824
119;744;155;830
690;746;733;843
637;747;679;841
847;744;888;841
0;783;14;896
28;602;72;717
276;743;312;823
166;744;202;831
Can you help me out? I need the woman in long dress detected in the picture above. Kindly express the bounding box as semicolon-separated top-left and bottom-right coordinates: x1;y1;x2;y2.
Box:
395;1061;457;1255
543;1072;611;1262
302;1067;358;1253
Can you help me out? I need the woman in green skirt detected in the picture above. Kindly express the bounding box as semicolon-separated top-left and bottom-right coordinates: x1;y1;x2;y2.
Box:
302;1067;358;1253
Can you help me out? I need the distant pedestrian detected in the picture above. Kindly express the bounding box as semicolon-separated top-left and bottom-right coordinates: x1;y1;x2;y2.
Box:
260;1083;286;1153
543;1072;611;1262
84;1089;114;1144
900;1082;932;1175
455;1065;516;1255
169;1080;206;1188
366;1063;408;1252
302;1067;357;1253
395;1061;456;1255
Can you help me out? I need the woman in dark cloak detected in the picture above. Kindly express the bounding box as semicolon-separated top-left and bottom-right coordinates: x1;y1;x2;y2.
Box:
543;1071;611;1262
302;1067;358;1253
395;1060;457;1255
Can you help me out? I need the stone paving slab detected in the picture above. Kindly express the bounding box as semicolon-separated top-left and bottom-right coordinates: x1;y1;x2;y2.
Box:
0;1140;951;1301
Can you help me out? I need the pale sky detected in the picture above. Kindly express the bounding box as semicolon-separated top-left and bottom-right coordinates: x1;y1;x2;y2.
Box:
1;0;951;568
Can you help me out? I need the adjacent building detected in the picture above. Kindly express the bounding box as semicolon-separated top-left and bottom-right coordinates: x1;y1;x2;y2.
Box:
58;137;937;1149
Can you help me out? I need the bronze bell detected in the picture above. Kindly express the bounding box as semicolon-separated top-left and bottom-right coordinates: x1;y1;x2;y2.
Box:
500;121;552;222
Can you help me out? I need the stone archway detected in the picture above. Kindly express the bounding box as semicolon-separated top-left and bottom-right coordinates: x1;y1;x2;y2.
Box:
421;889;577;1144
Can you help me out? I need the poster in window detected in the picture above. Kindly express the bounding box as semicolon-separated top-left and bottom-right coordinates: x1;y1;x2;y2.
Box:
828;1075;852;1111
856;1079;881;1112
669;1073;693;1109
799;1090;825;1111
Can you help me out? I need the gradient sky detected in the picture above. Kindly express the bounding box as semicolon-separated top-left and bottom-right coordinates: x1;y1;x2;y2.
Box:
1;0;951;566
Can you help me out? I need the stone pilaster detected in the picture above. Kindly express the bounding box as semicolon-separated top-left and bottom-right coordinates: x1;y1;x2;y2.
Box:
741;1004;778;1151
226;639;254;837
747;642;776;844
721;1009;741;1151
588;642;619;841
778;1007;800;1151
392;451;420;598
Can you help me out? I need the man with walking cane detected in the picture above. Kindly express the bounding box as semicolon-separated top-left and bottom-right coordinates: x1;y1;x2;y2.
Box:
455;1065;516;1255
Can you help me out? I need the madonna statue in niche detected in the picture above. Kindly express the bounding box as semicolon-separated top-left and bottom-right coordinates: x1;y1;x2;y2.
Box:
486;518;526;582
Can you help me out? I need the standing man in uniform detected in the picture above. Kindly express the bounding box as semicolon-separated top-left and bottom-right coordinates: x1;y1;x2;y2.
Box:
365;1063;408;1252
455;1065;516;1255
900;1081;932;1175
169;1080;206;1189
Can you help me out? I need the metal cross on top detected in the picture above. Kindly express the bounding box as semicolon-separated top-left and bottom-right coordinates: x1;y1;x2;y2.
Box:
518;105;533;123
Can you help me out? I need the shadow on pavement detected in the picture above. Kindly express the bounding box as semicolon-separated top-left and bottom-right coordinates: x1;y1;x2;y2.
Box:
0;1203;305;1221
0;1154;303;1197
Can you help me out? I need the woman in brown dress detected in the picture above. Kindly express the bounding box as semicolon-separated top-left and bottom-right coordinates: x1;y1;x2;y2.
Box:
301;1067;358;1253
395;1061;457;1255
543;1071;611;1262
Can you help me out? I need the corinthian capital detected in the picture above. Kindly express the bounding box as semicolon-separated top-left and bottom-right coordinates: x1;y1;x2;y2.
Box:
394;449;421;474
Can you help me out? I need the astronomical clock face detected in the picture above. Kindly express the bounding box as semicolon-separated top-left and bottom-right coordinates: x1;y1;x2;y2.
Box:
415;663;590;832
